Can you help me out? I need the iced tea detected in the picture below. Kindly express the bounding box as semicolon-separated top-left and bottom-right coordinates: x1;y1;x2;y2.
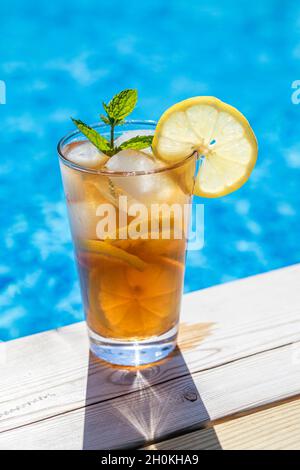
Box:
58;122;196;365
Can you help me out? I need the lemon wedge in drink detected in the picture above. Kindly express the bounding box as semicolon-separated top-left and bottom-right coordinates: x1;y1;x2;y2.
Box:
153;96;258;197
78;239;147;271
88;257;183;339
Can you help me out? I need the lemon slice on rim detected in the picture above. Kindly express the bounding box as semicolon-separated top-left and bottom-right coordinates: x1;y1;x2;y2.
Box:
153;96;258;198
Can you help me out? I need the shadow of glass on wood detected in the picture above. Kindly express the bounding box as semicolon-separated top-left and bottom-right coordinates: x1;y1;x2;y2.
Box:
82;323;222;449
147;427;223;450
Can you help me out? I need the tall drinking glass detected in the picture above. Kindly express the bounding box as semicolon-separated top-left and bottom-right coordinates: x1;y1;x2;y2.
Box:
58;121;196;366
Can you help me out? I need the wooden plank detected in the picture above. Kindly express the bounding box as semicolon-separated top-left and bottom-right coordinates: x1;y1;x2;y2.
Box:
144;398;300;450
0;342;300;449
0;264;300;436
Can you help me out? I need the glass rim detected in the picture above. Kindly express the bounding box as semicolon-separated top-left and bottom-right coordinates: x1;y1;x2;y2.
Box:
57;119;196;176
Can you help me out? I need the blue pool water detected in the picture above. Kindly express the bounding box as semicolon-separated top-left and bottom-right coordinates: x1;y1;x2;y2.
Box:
1;0;300;340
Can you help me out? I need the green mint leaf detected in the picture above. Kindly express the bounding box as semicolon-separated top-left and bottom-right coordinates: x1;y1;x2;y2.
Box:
71;118;111;152
100;114;111;125
119;135;153;151
102;101;109;114
106;89;137;122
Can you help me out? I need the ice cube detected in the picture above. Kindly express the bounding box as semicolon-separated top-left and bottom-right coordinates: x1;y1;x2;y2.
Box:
66;141;108;169
140;147;154;157
60;163;85;202
105;149;184;206
106;149;158;172
67;180;105;239
68;201;99;239
105;150;160;202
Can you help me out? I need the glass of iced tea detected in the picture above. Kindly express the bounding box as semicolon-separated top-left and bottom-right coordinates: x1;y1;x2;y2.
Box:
58;121;196;366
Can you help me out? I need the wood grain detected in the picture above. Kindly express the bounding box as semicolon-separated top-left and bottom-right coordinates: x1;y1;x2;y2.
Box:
0;342;300;449
0;264;299;437
144;398;300;450
0;264;300;449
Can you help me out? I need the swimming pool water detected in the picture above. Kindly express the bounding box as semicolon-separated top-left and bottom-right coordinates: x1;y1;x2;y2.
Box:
1;0;300;340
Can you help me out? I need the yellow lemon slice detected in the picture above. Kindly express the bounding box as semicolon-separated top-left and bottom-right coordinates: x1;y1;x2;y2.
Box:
88;257;184;339
103;213;185;243
78;239;147;271
153;96;258;197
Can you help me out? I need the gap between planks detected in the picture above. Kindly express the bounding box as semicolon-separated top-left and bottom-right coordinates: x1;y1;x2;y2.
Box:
142;396;300;450
0;264;300;448
0;340;300;449
2;338;298;438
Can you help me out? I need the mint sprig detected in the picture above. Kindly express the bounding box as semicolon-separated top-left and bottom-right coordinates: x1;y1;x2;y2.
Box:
103;89;137;124
119;135;154;151
71;89;153;157
71;119;110;152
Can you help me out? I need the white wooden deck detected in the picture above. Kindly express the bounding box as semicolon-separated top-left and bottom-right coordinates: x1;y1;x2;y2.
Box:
1;264;300;450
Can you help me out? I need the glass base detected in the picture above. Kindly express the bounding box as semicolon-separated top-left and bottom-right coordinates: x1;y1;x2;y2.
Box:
88;324;178;367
